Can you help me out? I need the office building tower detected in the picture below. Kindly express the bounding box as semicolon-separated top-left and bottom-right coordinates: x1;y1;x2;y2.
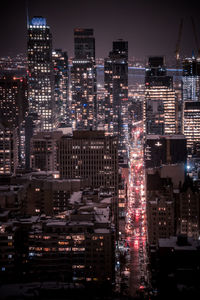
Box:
0;123;18;175
57;130;119;225
183;101;200;155
182;57;200;102
0;76;27;128
74;28;95;60
27;17;55;131
71;29;97;130
0;76;28;167
104;40;128;159
144;57;176;135
52;49;69;125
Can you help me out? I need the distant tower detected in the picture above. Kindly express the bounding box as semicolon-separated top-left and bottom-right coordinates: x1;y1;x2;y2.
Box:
182;57;200;157
183;101;200;156
74;28;95;60
0;75;28;168
144;57;176;135
0;123;18;175
71;28;97;130
52;49;69;125
0;76;27;128
182;57;200;102
27;16;56;131
104;40;128;159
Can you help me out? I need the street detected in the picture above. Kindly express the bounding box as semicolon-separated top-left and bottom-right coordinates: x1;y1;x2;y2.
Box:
126;121;149;298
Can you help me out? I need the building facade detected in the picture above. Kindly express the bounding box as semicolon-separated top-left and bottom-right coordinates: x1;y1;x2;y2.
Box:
104;40;128;159
27;17;55;131
52;49;69;125
0;76;27;128
0;123;18;175
57;130;119;225
71;29;97;130
144;57;176;135
145;135;187;169
182;57;200;102
30;131;63;171
183;101;200;154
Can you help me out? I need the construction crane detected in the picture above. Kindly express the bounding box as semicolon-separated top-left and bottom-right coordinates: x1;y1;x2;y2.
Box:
191;16;200;59
175;19;183;62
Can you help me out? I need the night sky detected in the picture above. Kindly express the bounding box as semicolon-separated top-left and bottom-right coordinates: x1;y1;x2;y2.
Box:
1;0;200;61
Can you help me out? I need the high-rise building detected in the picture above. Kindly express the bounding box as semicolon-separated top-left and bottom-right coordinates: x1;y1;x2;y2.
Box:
0;76;27;128
57;130;119;225
0;76;28;168
183;101;200;155
144;57;176;135
104;40;128;159
182;57;200;102
71;29;97;130
52;49;69;125
27;17;55;131
0;123;18;175
74;28;95;60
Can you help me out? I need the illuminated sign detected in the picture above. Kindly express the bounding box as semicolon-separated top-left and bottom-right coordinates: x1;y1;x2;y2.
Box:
30;17;46;27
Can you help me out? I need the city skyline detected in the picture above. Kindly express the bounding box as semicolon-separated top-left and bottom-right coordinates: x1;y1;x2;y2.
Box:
1;0;200;61
1;1;200;299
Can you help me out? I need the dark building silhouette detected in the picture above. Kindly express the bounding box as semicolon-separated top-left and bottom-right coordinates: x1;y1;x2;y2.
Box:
71;29;97;130
74;28;95;60
52;49;69;125
104;40;128;159
145;135;187;169
0;76;27;128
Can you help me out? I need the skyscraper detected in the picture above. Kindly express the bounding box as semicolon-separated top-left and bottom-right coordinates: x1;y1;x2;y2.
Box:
144;57;176;135
57;130;119;226
52;49;69;125
182;57;200;102
182;57;200;164
0;76;27;128
104;40;128;159
0;75;28;167
74;28;95;60
27;17;55;131
0;123;18;175
71;29;97;130
183;101;200;155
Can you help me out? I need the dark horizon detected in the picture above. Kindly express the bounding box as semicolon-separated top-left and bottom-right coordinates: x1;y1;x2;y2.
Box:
1;0;200;62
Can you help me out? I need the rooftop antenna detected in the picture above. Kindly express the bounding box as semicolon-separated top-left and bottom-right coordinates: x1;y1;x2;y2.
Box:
26;0;29;28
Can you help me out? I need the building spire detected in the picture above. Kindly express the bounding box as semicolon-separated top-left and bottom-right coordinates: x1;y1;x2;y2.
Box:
26;0;29;28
